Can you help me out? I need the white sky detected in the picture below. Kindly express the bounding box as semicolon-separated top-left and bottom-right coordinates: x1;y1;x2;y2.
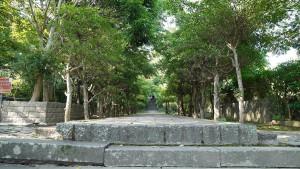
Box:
267;48;299;68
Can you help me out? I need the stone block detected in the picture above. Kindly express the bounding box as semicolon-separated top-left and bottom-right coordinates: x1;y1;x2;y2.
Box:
202;125;221;145
34;102;47;107
109;125;127;143
1;112;8;118
46;113;55;118
91;124;111;142
9;101;21;107
165;125;183;144
74;123;92;141
28;112;45;118
2;101;9;106
258;132;278;145
56;123;74;140
105;146;220;167
220;124;239;145
9;107;24;113
58;103;66;108
47;108;58;113
220;147;300;168
239;124;258;145
24;107;37;112
36;106;47;112
182;125;203;145
0;138;107;165
20;102;35;107
46;118;60;123
25;118;43;123
9;111;27;118
13;118;27;123
146;125;165;144
126;125;148;144
47;102;58;108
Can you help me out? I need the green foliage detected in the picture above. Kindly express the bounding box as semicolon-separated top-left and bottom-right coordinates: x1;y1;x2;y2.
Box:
270;60;300;120
219;117;227;122
272;114;281;121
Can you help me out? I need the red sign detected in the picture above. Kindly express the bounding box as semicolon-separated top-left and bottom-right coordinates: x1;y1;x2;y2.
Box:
0;78;12;93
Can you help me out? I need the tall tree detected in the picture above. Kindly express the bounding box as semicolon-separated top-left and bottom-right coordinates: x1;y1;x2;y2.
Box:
10;0;63;101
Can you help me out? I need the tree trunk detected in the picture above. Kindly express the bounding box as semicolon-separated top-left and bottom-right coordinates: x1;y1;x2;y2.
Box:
48;74;54;102
210;85;214;116
177;97;181;115
200;81;206;119
64;58;72;122
178;83;186;116
97;94;103;118
180;93;186;116
82;62;89;120
30;73;43;102
42;79;49;102
76;78;81;104
188;92;193;117
165;101;169;114
83;81;89;120
229;45;245;124
193;81;199;118
213;73;220;121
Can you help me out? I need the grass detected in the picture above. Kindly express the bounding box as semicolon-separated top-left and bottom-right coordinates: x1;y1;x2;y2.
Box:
257;124;300;131
221;119;300;131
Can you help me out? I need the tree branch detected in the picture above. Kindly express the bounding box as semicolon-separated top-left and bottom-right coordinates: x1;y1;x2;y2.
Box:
88;90;105;103
41;0;52;32
28;0;40;33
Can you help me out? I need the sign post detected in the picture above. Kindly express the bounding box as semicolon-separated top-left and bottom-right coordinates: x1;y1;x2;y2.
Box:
0;78;12;115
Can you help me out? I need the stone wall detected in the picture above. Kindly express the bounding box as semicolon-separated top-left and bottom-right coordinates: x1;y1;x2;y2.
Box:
0;101;84;124
221;99;276;124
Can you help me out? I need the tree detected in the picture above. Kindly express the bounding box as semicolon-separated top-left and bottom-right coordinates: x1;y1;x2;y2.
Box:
194;0;293;123
10;0;64;101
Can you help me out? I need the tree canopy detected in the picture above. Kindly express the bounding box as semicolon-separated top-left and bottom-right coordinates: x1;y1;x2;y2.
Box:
0;0;298;122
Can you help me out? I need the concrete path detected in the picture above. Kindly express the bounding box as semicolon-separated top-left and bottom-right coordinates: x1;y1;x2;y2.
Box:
0;164;294;169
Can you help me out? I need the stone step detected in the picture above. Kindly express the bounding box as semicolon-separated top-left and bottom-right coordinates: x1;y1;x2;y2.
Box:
35;127;62;139
147;102;157;111
56;123;258;145
258;131;278;145
104;145;300;168
0;138;108;165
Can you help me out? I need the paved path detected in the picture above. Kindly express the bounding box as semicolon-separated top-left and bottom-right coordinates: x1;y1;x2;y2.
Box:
0;164;294;169
0;111;299;146
72;111;224;125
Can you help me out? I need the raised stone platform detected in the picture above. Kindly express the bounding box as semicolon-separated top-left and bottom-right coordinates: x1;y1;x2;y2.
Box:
56;113;258;145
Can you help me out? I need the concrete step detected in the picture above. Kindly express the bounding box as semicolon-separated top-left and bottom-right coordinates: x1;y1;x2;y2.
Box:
147;102;157;111
105;145;300;168
1;138;299;168
0;138;108;165
0;164;295;169
35;126;62;139
258;131;278;145
56;123;258;145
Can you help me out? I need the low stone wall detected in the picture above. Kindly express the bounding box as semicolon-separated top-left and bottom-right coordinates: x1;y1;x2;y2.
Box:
0;101;84;124
221;99;276;124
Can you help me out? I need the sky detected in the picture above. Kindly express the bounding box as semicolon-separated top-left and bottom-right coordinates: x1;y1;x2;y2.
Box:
267;48;299;68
